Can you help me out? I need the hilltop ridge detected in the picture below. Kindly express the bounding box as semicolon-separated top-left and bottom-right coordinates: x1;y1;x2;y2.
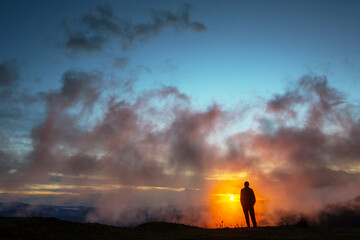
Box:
1;217;360;240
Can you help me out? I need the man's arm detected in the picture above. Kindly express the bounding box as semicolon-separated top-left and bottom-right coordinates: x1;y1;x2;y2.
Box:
251;189;256;205
240;189;244;204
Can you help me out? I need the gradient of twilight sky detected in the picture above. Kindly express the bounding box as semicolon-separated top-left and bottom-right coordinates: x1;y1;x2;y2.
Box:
1;0;360;227
2;1;360;102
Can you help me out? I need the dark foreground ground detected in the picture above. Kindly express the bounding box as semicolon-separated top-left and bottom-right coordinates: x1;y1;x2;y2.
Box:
1;217;360;240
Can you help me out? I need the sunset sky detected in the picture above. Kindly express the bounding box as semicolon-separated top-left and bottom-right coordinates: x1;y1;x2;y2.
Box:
1;0;360;227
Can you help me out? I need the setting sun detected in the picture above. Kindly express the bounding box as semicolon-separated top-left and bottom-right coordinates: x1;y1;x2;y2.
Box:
229;194;236;201
209;180;266;228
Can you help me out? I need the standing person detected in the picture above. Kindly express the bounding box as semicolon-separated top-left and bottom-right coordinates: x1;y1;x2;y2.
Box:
240;181;257;229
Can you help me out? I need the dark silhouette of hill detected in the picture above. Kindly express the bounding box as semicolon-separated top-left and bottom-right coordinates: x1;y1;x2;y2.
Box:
1;217;360;240
137;221;201;231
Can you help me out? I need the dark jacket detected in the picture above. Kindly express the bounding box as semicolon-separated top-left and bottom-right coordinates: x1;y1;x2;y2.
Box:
241;186;256;207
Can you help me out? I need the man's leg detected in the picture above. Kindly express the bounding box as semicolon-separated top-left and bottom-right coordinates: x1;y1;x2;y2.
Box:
249;205;257;227
242;206;250;228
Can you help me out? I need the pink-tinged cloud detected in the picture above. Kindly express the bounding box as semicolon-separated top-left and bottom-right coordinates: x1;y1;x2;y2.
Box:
1;72;359;227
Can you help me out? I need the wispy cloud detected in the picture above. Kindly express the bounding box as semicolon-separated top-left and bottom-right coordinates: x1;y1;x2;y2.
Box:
62;4;206;53
0;59;20;88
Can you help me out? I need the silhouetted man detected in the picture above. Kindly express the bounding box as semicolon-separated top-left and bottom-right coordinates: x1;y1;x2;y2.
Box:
240;181;257;228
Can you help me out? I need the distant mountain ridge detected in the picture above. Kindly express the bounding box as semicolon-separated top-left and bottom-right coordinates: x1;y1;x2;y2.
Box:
0;202;92;223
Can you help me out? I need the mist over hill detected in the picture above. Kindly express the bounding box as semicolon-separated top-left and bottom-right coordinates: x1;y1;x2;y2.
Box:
0;201;206;227
1;195;360;228
0;202;91;223
317;195;360;227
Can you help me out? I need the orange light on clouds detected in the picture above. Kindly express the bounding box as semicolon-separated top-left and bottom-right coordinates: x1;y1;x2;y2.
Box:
0;190;80;196
204;171;247;181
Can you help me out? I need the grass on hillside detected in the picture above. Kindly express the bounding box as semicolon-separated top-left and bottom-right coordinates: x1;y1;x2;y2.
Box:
1;217;360;240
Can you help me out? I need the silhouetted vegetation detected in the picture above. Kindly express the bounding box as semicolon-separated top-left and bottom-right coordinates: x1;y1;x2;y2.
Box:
1;217;360;240
295;216;309;228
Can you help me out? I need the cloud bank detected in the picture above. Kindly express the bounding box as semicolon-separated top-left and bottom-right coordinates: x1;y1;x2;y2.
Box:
0;68;359;227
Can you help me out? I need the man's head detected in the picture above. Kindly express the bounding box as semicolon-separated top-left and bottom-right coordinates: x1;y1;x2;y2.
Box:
244;181;249;187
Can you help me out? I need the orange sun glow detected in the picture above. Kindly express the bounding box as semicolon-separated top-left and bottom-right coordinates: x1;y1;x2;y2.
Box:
209;180;266;228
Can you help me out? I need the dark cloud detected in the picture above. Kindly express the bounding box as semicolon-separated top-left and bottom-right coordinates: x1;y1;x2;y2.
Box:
166;104;223;171
0;59;46;108
63;4;206;53
155;86;189;102
0;150;12;175
0;59;20;88
62;154;97;175
113;57;129;69
64;33;106;53
46;69;103;111
0;59;22;110
267;75;346;127
81;5;122;35
328;122;360;164
267;91;303;117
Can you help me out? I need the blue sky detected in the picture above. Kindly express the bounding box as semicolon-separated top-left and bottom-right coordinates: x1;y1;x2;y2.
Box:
2;0;359;103
1;0;360;227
